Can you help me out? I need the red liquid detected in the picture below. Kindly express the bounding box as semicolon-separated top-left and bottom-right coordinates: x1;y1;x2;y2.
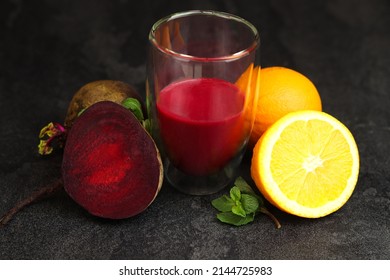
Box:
157;78;245;176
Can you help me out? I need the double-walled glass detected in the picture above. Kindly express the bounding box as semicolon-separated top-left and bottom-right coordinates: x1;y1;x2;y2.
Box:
147;10;260;195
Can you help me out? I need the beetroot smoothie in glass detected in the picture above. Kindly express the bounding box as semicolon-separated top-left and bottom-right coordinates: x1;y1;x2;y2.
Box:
157;77;245;176
147;10;259;194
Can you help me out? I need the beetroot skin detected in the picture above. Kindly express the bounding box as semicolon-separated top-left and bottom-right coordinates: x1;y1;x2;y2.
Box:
62;101;163;219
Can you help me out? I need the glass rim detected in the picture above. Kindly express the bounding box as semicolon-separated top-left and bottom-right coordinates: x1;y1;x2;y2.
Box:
149;10;260;62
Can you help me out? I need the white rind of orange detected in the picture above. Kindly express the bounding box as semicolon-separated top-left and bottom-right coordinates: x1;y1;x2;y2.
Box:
251;110;360;218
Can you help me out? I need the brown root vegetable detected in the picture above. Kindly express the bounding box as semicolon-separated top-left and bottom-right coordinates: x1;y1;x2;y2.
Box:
64;80;143;128
62;101;163;219
38;80;144;156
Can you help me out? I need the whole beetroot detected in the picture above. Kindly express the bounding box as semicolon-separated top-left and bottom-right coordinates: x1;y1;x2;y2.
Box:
38;80;144;155
64;80;143;128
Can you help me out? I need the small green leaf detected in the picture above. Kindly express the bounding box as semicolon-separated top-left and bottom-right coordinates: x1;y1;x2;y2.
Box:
217;212;255;226
241;194;259;214
122;98;144;122
230;186;241;202
235;177;264;205
235;177;254;194
211;195;235;212
232;204;246;217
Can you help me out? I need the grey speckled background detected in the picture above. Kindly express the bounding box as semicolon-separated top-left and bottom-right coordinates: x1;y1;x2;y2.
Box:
1;0;389;259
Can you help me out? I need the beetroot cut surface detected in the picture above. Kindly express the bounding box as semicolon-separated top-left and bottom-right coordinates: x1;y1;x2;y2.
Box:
62;101;163;219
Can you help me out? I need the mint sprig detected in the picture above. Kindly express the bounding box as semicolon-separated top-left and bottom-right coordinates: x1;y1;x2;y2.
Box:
212;177;281;228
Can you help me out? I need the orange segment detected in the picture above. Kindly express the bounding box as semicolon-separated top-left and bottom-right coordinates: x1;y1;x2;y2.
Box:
251;110;359;218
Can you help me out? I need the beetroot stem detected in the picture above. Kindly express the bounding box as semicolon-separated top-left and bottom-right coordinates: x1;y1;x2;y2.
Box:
0;178;63;227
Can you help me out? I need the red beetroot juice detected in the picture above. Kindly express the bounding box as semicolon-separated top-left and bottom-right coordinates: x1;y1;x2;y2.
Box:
157;78;245;176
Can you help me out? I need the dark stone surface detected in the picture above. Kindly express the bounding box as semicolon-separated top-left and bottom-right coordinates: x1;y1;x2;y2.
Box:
1;0;389;259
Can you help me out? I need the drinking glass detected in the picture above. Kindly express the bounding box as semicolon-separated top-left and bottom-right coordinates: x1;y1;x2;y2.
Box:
146;10;260;195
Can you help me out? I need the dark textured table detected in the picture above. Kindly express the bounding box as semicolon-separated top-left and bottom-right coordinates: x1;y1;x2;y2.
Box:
1;0;389;260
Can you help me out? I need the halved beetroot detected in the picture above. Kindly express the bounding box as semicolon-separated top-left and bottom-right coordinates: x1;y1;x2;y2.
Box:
62;101;163;219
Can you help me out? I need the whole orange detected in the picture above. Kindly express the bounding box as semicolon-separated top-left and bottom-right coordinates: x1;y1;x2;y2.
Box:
249;67;322;145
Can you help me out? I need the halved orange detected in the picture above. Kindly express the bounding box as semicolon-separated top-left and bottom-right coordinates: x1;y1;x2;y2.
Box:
251;110;359;218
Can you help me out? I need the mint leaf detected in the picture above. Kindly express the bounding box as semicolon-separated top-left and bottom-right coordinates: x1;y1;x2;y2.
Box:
235;177;264;204
241;194;259;214
235;177;255;194
230;186;241;202
232;203;246;217
211;195;235;212
217;212;255;226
